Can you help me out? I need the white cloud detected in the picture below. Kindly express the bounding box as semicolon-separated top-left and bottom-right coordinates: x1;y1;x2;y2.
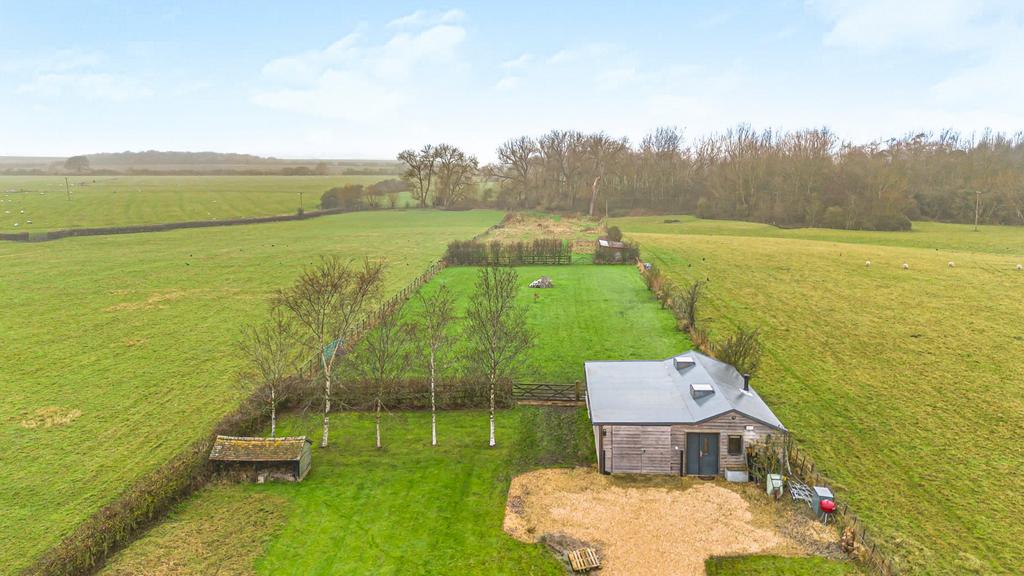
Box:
16;73;154;101
501;53;532;69
816;0;1023;52
0;48;103;73
548;43;615;65
253;21;467;122
387;9;465;29
494;76;520;91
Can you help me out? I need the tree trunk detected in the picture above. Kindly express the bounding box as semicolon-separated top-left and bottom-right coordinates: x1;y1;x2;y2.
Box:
488;372;496;447
430;348;437;446
270;387;276;438
588;176;602;218
375;397;382;449
321;368;331;448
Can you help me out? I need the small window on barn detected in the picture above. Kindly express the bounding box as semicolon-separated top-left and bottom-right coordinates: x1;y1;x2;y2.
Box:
728;435;743;455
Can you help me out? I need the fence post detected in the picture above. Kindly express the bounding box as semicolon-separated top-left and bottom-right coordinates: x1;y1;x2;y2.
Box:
575;380;581;402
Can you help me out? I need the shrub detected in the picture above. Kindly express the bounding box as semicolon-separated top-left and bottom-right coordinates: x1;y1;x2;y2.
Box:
320;185;364;210
606;225;623;242
712;326;763;376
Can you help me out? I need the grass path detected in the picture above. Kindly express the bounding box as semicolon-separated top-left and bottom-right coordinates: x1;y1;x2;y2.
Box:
630;228;1024;575
0;209;501;572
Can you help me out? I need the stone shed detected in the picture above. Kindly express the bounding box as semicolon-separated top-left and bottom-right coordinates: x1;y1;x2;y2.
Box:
209;435;312;482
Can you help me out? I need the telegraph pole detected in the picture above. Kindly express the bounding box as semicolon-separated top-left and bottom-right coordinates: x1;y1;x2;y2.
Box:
298;191;304;213
65;177;70;201
974;190;981;231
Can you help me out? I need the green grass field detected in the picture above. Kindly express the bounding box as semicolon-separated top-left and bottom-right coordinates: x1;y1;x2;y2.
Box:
0;209;501;573
705;555;861;575
102;409;593;576
619;216;1024;575
390;262;692;383
0;175;409;232
613;214;1024;256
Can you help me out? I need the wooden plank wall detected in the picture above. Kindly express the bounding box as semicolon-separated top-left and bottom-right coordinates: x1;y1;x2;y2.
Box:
603;413;777;475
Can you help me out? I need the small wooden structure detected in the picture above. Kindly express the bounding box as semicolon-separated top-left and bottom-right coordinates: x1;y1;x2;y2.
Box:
568;548;601;572
586;351;787;477
209;435;312;482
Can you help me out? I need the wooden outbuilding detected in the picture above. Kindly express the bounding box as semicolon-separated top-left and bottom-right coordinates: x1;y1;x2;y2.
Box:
209;435;312;482
585;351;786;476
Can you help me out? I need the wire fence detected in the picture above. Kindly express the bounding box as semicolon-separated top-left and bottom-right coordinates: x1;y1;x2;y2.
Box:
747;438;898;575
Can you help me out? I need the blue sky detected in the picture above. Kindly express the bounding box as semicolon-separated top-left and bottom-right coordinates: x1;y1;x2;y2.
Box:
1;1;1021;160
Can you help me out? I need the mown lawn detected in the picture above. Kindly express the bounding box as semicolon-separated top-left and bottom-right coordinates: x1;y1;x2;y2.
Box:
706;555;862;575
0;209;501;572
0;174;410;232
627;222;1024;575
391;263;692;383
102;409;593;576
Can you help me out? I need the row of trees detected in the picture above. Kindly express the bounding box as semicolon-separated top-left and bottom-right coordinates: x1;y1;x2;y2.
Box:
319;179;411;210
238;258;532;449
399;127;1024;230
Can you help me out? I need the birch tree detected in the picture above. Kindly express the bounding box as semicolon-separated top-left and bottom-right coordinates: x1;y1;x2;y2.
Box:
465;266;532;447
349;306;411;449
414;284;456;446
237;309;301;437
274;256;385;448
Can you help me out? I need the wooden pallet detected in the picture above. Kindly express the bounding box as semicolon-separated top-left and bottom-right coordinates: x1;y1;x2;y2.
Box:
568;548;600;572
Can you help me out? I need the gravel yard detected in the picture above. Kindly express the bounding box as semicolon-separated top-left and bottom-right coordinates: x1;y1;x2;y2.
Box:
504;468;838;576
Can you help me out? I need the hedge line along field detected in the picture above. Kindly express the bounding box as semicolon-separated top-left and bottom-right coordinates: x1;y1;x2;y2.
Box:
103;409;594;576
613;214;1024;256
390;263;692;383
0;174;403;232
622;218;1024;575
0;209;502;573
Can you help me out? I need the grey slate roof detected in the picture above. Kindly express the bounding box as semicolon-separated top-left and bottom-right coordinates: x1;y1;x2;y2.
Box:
585;350;786;430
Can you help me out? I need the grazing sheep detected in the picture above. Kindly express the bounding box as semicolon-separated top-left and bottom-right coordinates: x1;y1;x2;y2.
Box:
902;263;910;270
1017;264;1023;271
865;260;872;267
948;261;955;268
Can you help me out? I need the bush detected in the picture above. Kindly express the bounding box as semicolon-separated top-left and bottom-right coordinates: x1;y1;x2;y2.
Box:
320;185;364;210
606;226;623;242
821;206;847;229
712;327;763;376
444;239;571;266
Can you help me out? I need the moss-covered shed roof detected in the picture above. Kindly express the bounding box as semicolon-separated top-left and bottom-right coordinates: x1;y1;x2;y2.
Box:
209;435;311;462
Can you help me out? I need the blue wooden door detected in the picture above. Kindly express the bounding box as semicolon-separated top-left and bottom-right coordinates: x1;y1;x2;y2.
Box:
685;433;720;476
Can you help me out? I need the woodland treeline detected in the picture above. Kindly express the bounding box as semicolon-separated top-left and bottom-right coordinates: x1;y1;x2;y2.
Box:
399;127;1024;230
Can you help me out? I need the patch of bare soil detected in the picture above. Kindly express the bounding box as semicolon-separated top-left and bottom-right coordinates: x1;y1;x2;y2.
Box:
106;290;187;312
484;213;602;243
124;338;147;347
20;406;82;428
504;468;836;576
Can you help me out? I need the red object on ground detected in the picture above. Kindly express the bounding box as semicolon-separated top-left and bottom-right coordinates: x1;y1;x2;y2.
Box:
820;499;837;513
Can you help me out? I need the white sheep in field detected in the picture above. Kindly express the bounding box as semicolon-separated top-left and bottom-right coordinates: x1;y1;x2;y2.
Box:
948;261;955;268
865;260;872;267
1017;264;1023;271
902;263;910;270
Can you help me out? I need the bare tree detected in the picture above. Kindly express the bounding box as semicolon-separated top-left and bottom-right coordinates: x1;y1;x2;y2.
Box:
496;136;539;207
274;256;385;448
584;133;628;217
712;326;763;376
434;143;478;207
414;284;457;446
465;266;532;447
349;306;411;449
237;309;301;437
398;145;438;208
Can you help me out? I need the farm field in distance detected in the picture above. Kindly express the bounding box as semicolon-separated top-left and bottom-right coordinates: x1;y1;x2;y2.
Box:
618;216;1024;575
102;409;591;576
0;209;501;573
0;174;404;232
